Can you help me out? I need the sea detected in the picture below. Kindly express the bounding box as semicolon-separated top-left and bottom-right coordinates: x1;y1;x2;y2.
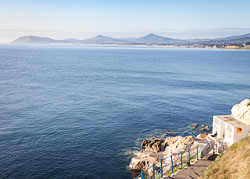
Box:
0;44;250;179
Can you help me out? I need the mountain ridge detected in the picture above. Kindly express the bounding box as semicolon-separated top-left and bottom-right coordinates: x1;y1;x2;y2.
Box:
81;35;128;44
12;33;250;46
129;33;184;44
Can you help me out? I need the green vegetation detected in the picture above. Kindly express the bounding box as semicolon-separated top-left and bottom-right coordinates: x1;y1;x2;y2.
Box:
200;136;250;179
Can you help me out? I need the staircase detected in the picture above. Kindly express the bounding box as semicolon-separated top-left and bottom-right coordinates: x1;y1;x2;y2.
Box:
164;154;218;179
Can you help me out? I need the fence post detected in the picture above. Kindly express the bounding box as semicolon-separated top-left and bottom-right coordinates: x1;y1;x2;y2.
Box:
160;159;163;178
153;163;155;179
171;155;174;174
180;151;183;168
141;171;143;179
188;146;190;166
197;146;199;160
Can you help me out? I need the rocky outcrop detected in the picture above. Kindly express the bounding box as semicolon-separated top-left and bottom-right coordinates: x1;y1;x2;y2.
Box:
129;137;163;172
231;99;250;124
129;158;152;172
141;137;163;153
129;136;196;175
164;136;194;155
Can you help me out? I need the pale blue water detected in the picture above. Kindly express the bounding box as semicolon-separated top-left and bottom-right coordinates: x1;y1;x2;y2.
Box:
0;45;250;178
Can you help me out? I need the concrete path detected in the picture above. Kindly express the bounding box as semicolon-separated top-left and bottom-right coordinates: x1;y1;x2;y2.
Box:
165;154;217;179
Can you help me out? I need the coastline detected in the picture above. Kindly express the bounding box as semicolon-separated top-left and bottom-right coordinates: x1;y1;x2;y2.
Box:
3;42;250;50
96;43;250;50
128;123;211;177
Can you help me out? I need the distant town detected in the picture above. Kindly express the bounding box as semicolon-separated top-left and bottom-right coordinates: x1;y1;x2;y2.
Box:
12;33;250;49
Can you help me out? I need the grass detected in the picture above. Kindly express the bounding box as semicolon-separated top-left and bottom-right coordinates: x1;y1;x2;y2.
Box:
200;136;250;179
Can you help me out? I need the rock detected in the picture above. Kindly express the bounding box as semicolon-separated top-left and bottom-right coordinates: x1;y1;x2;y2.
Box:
200;125;210;131
129;135;196;176
129;157;151;171
164;136;182;147
180;136;195;146
164;136;194;155
197;133;208;139
129;138;164;173
141;137;164;153
129;136;194;173
129;151;162;171
190;123;199;129
231;99;250;124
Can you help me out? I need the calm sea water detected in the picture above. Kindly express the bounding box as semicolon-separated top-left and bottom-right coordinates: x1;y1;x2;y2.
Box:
0;45;250;178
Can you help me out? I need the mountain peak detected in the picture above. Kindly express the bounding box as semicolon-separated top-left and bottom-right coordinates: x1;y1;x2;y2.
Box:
82;35;127;44
96;35;106;38
147;33;156;36
134;33;179;44
144;33;160;37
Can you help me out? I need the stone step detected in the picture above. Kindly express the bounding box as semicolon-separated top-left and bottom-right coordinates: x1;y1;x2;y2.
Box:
164;154;218;179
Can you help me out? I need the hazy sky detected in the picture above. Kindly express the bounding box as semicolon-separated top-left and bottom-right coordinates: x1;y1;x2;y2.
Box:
1;0;250;42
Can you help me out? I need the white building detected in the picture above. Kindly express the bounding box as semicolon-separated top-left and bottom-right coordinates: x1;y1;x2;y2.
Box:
212;115;250;146
211;99;250;148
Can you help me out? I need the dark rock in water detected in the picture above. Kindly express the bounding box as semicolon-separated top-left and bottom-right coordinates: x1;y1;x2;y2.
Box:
200;125;210;131
141;137;163;153
190;123;199;129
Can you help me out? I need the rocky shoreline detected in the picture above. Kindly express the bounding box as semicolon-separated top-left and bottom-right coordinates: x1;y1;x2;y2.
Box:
128;124;211;176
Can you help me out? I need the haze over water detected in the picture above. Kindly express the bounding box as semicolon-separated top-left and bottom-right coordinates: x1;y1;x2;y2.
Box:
0;45;250;178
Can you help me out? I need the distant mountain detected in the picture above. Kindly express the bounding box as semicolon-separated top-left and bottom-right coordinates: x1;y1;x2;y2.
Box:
131;33;184;44
82;35;128;44
228;37;250;44
12;36;58;44
63;38;82;43
197;36;250;46
215;33;250;41
11;33;250;46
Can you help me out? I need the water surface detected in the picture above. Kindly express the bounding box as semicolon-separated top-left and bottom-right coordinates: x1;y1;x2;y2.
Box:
0;45;250;178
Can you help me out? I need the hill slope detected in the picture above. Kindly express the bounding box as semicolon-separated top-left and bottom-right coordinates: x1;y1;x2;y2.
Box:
12;36;58;44
82;35;128;44
11;33;250;46
200;136;250;179
216;33;250;40
131;33;183;44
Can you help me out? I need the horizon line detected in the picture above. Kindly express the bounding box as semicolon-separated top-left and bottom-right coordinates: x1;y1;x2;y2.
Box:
9;31;250;43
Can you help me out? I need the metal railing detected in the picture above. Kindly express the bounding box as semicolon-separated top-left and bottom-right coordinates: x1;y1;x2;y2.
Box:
134;144;201;179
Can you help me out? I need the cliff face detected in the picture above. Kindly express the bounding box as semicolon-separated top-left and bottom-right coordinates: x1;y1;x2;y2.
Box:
200;136;250;179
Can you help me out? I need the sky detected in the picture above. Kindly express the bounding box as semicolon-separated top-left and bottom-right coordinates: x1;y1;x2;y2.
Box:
1;0;250;42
